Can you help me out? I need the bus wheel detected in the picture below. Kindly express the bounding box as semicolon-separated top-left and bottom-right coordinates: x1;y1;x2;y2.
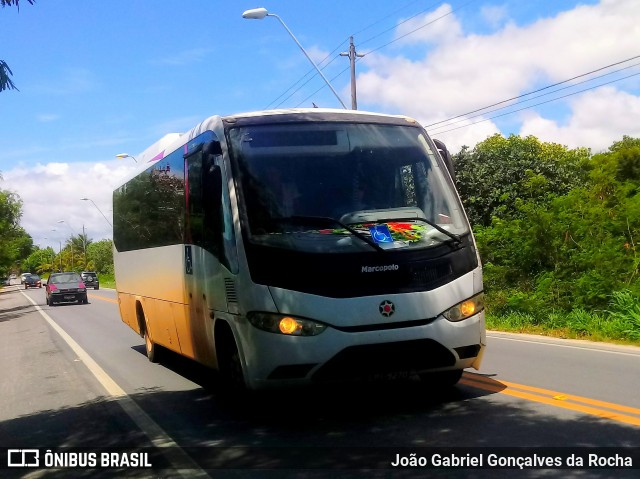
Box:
144;327;159;363
217;327;245;394
139;307;159;363
419;369;463;388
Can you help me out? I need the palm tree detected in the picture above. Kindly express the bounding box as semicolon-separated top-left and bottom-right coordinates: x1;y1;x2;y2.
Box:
1;1;35;92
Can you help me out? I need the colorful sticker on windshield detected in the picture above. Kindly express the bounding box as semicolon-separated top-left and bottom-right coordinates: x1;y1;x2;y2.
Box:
315;222;431;244
368;224;394;244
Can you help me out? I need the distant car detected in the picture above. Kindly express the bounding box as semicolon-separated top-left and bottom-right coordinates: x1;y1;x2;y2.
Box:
1;277;9;286
10;274;16;279
80;271;99;290
45;272;88;306
20;273;31;284
24;274;42;289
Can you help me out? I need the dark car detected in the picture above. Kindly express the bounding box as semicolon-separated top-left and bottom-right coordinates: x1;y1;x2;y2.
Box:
80;271;99;290
24;274;42;289
45;272;88;306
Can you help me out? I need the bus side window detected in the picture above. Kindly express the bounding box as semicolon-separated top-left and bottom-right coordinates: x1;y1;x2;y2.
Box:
186;141;224;258
202;150;223;255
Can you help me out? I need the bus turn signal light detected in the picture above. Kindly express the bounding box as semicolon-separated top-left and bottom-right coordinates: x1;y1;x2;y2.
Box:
248;312;328;336
279;317;300;334
443;293;484;322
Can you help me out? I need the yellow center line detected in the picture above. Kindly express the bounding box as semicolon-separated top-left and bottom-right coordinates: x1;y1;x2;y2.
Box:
461;372;640;427
87;293;118;304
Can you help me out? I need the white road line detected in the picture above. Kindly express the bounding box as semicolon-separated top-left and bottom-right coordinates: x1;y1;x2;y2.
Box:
20;291;210;478
487;331;640;357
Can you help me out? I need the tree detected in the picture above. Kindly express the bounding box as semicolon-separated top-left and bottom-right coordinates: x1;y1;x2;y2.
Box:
453;134;591;227
0;185;33;274
22;246;55;275
86;240;114;275
1;0;35;92
473;136;640;313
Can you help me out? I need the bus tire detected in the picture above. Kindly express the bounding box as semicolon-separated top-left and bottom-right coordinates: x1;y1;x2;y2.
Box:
216;324;246;394
419;369;463;388
144;329;158;362
138;304;159;363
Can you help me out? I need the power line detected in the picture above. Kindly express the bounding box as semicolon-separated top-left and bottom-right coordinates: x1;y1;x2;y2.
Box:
266;0;429;107
360;0;478;55
264;39;349;110
295;65;352;108
267;0;478;108
429;64;640;134
349;0;430;39
430;70;640;136
426;55;640;129
356;0;449;48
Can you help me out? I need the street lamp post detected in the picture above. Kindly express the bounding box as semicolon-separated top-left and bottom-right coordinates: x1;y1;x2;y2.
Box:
242;7;348;109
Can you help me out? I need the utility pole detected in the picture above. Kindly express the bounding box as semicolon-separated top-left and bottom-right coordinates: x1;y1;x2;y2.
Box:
340;36;364;110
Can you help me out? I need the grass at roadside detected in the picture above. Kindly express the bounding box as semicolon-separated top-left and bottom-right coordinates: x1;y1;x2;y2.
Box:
98;273;116;289
487;295;640;347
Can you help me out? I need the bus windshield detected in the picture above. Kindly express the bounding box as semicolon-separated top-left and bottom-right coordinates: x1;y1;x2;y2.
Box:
229;122;469;253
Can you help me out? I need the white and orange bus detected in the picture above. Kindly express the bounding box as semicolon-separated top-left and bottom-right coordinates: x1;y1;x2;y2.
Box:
113;109;485;391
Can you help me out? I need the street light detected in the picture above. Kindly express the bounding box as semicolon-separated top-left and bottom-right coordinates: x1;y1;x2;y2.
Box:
116;153;137;163
242;7;348;109
80;198;113;227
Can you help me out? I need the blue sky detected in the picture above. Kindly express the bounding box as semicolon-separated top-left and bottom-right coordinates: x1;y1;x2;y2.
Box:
1;0;639;249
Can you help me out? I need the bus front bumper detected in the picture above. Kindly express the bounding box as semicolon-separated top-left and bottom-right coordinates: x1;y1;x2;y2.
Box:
238;311;486;390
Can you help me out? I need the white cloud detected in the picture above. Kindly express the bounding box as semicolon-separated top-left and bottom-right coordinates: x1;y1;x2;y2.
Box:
2;160;136;249
36;113;61;123
394;4;462;46
357;0;640;152
307;45;332;66
480;5;509;30
520;86;640;151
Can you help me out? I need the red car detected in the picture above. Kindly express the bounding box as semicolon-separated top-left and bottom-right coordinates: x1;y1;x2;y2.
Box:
45;272;88;305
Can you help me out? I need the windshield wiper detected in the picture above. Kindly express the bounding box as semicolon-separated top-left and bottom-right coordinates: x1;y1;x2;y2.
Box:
273;215;385;252
346;216;463;247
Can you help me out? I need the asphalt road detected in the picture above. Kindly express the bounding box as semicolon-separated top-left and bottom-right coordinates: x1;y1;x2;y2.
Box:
1;283;639;478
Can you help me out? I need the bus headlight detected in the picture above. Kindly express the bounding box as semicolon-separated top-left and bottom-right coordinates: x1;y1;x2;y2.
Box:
248;312;327;336
442;293;484;322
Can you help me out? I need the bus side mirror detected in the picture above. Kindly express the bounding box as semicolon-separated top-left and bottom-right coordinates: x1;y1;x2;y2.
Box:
203;141;222;157
201;141;223;201
433;138;456;182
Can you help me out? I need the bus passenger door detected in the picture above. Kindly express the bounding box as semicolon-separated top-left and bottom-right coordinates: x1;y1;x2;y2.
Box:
183;139;232;366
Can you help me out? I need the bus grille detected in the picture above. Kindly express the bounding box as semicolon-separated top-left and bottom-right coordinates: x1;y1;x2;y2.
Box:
311;338;455;382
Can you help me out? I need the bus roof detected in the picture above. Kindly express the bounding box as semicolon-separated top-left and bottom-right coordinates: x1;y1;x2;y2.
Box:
115;108;421;185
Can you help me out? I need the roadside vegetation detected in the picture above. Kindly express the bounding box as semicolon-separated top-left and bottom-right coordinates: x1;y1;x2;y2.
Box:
454;134;640;346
